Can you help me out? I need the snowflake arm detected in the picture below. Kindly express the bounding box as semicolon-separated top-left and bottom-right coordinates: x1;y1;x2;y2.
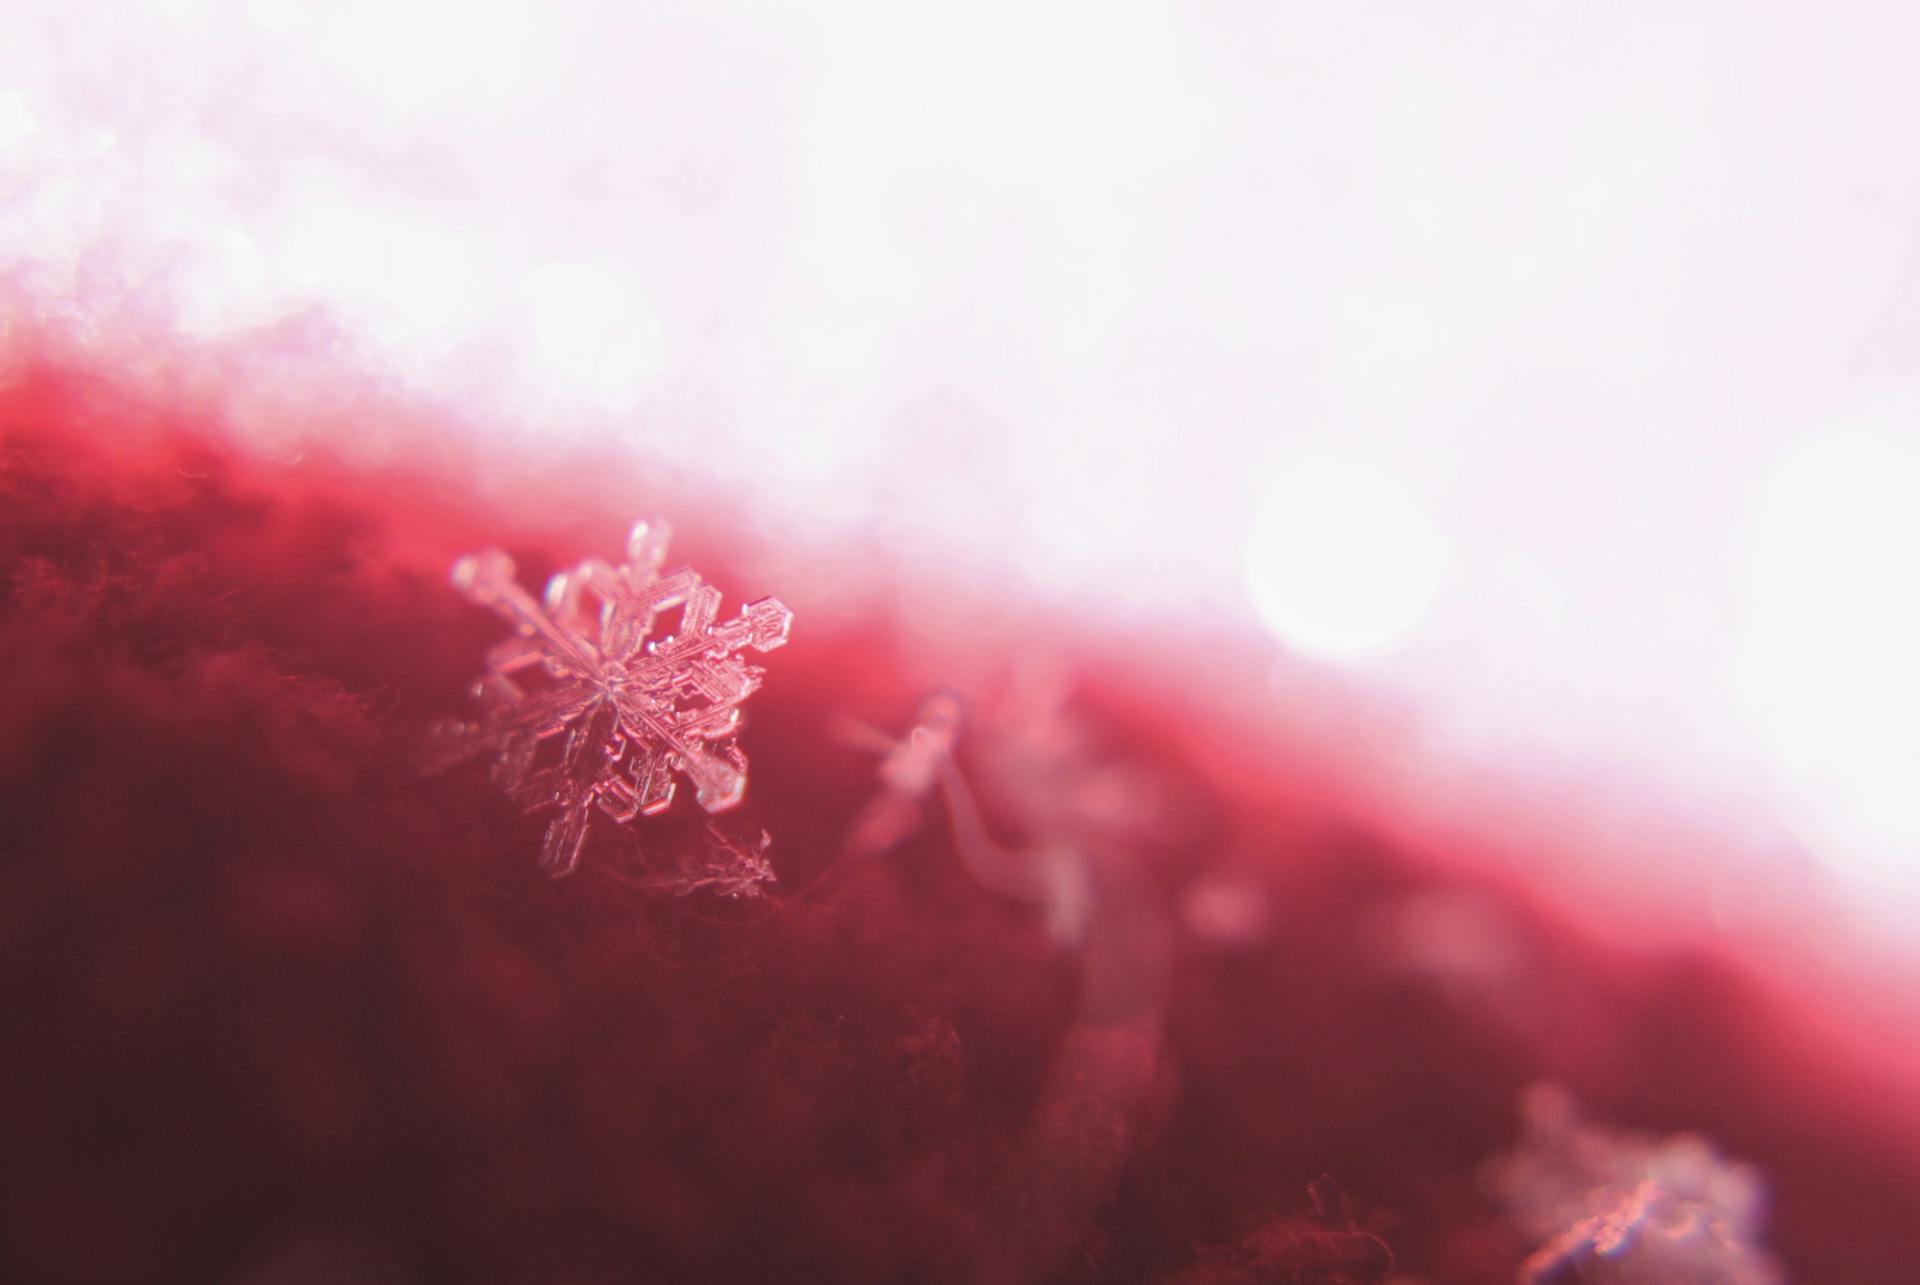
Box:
428;520;791;877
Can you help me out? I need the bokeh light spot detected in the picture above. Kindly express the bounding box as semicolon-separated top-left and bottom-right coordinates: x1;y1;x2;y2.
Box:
1244;458;1448;664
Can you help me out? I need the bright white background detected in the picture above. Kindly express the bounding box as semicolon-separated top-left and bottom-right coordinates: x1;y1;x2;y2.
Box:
5;2;1920;972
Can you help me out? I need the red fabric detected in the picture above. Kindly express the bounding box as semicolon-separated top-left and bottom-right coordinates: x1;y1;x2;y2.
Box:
3;357;1919;1283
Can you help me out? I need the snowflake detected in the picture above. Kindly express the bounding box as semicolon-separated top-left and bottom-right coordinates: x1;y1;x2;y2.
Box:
427;519;792;877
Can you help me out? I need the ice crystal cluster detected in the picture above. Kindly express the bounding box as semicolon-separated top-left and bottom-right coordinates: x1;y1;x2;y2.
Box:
428;520;791;877
1489;1084;1783;1284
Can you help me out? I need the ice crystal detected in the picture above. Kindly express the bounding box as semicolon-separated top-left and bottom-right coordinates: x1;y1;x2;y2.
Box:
605;825;776;900
427;520;791;877
1488;1084;1783;1284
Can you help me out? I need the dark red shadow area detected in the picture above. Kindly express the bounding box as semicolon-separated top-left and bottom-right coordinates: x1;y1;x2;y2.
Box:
3;355;1919;1283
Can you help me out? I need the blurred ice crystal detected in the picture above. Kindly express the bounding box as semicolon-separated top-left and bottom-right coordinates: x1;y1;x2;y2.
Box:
909;662;1191;947
838;691;964;859
1179;875;1271;946
973;660;1180;846
1488;1084;1783;1285
427;519;791;877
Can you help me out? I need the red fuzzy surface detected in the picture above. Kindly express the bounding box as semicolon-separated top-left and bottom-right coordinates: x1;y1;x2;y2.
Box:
4;355;1920;1284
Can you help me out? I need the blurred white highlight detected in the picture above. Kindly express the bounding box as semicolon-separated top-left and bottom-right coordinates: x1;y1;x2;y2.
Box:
248;0;548;117
1245;459;1448;664
525;262;666;415
1740;412;1920;907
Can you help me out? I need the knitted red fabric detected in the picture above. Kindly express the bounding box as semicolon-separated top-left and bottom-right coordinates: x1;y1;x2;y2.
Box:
4;357;1918;1283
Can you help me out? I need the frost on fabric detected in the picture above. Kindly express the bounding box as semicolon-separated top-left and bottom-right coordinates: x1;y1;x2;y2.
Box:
1169;1176;1394;1285
1488;1084;1784;1284
602;825;777;901
426;519;791;877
